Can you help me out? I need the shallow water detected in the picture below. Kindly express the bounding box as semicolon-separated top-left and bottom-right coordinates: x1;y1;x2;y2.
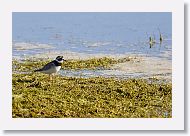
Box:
12;13;172;80
13;12;172;60
13;68;171;83
59;69;171;82
59;69;144;79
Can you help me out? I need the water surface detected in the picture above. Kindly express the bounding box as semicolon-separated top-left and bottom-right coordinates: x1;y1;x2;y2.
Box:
13;12;172;60
12;12;172;80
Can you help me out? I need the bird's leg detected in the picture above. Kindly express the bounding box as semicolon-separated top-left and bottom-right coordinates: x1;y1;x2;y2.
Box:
49;74;52;81
47;74;51;85
52;74;54;84
54;73;57;81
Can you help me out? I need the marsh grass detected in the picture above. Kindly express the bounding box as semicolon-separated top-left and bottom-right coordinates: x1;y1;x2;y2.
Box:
12;57;172;118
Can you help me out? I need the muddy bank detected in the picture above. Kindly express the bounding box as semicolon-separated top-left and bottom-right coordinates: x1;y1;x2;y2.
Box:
111;56;172;82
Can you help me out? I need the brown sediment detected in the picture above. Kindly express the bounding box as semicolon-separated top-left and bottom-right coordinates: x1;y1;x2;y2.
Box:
13;42;54;50
111;56;172;82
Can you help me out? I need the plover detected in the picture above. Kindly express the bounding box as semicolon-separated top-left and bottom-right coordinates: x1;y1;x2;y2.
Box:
34;56;65;80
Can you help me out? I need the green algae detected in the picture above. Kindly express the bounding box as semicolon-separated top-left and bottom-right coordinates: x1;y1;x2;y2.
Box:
12;57;172;118
12;57;131;72
12;72;172;118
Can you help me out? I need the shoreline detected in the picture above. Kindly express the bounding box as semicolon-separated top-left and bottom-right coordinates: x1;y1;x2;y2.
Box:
13;41;172;60
12;53;172;83
12;47;172;118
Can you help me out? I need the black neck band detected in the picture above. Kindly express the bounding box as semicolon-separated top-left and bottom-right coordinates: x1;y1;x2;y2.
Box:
54;60;62;66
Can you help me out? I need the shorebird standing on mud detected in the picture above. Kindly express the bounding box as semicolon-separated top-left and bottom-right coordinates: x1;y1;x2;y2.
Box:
34;56;65;80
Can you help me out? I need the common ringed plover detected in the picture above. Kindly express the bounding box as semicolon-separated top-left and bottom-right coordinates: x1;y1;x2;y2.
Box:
34;56;65;80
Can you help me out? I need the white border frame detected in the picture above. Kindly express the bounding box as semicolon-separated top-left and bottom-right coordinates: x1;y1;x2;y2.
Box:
0;0;184;130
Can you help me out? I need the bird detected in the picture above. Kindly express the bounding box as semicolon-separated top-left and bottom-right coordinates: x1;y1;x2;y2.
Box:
34;56;65;80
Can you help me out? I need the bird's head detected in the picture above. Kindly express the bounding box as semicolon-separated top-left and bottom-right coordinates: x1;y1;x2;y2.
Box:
55;56;65;63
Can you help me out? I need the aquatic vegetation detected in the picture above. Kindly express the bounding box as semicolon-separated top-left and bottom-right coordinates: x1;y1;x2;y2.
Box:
13;57;132;72
12;72;172;118
12;57;172;118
